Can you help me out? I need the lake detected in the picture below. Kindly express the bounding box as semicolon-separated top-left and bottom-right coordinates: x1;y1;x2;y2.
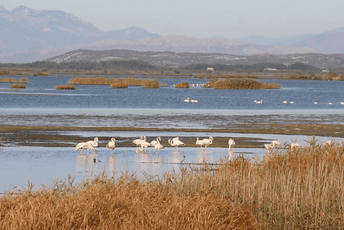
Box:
0;75;343;192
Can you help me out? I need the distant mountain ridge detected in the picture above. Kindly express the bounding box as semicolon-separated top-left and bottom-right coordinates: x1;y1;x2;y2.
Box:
46;49;344;68
1;5;344;64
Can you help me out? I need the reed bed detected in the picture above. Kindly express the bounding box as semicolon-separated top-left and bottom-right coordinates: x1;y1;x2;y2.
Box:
175;81;190;88
204;78;280;89
69;77;161;88
9;84;26;88
0;77;28;83
110;82;128;88
1;141;344;229
55;85;76;90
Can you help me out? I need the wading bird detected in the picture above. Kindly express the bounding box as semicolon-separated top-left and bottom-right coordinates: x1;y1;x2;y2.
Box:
106;138;116;150
75;142;95;155
168;137;185;150
150;137;161;147
228;138;235;151
86;137;98;148
200;137;213;149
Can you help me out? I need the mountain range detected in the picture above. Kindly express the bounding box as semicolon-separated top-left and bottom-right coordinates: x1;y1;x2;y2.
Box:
1;5;344;65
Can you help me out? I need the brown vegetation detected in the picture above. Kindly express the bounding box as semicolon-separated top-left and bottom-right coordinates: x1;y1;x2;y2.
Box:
1;141;344;228
9;84;26;88
0;68;49;76
69;77;161;88
55;85;76;90
175;81;189;88
204;78;280;89
284;72;344;81
0;77;28;83
110;82;128;88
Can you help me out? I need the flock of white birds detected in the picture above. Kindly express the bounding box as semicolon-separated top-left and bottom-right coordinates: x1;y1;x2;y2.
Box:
75;136;236;154
254;100;344;105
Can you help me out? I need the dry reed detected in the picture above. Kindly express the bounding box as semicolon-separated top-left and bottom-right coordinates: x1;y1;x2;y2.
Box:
2;140;344;229
0;77;28;83
69;77;161;88
110;82;128;88
175;81;190;88
9;84;26;88
55;85;76;90
204;78;280;89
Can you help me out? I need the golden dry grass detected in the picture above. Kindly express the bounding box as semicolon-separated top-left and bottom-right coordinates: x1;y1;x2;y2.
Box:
0;77;28;83
55;85;76;90
1;141;344;229
204;78;280;89
175;81;190;88
110;82;128;88
9;83;26;88
69;77;160;88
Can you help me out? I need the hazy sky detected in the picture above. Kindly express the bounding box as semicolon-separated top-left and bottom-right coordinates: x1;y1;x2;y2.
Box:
2;0;344;39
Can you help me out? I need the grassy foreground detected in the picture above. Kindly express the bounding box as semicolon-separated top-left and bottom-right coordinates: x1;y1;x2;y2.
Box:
1;141;344;229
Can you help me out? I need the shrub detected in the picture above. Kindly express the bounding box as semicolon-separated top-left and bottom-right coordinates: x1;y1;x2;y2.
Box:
204;78;280;89
9;84;26;88
175;82;189;88
55;85;76;90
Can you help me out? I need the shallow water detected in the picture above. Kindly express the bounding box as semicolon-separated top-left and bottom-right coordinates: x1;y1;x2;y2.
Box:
1;75;344;192
0;146;264;193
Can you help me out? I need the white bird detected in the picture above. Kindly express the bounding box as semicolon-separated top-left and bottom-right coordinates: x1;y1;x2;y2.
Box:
190;99;198;103
282;100;288;104
168;137;185;150
290;143;301;150
254;100;263;104
196;137;204;148
328;102;332;105
75;142;94;154
133;136;146;148
271;140;281;148
201;137;213;149
264;143;273;152
323;140;334;146
106;138;116;150
340;102;344;105
184;97;190;103
154;140;164;152
86;137;98;148
150;137;161;147
228;138;235;151
136;140;151;152
289;101;294;104
314;102;318;105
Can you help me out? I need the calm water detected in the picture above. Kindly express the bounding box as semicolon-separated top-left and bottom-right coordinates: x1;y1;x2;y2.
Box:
0;75;344;192
0;76;344;109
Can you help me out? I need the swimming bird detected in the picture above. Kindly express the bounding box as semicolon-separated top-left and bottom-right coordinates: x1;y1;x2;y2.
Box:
282;100;288;104
314;102;318;105
289;101;294;104
228;138;235;151
75;142;95;154
190;99;198;103
328;102;332;105
184;97;190;103
340;102;344;105
168;137;185;150
106;138;116;150
254;100;263;104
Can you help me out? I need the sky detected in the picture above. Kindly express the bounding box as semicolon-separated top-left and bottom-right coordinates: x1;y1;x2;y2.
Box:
2;0;344;39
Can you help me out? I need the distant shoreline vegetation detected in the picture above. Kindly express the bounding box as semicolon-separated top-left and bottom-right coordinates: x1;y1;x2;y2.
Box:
69;77;164;88
204;78;280;90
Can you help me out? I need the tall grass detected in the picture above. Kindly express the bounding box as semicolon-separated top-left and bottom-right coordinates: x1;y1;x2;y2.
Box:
204;78;280;89
1;141;344;228
55;85;76;90
0;77;28;83
9;84;26;88
69;77;161;88
175;81;190;88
